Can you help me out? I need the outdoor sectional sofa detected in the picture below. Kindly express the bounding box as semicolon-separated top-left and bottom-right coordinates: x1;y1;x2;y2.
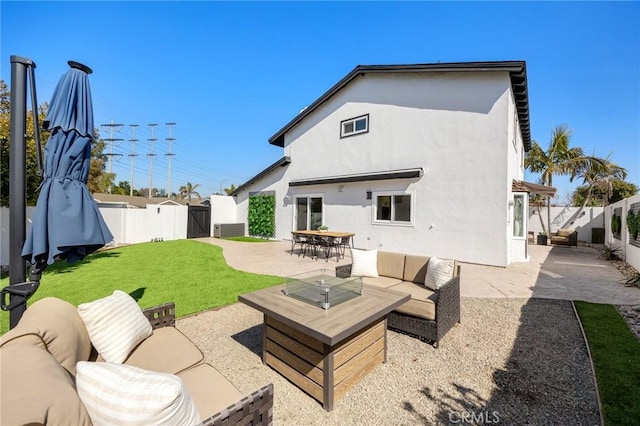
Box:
550;228;578;247
0;296;273;426
336;251;461;348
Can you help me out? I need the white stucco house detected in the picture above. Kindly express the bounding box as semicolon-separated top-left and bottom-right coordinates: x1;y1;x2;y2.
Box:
228;61;554;267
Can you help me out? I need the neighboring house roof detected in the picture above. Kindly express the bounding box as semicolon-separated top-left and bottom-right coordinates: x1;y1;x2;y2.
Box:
512;180;557;197
92;193;202;208
230;156;291;196
269;61;531;150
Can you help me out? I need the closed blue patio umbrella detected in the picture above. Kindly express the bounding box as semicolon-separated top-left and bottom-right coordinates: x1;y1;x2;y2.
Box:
21;61;113;273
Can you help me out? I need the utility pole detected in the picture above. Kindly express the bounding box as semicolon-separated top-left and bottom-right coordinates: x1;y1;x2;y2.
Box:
128;124;139;197
100;121;123;193
147;123;158;199
165;122;176;198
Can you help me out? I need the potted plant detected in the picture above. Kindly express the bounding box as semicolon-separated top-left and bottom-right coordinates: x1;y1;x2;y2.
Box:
317;225;329;232
537;232;548;245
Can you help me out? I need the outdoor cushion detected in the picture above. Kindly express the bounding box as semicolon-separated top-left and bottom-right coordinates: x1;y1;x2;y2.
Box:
78;290;153;364
0;344;92;425
389;281;438;321
361;275;403;288
76;361;201;426
0;297;92;375
557;228;575;237
377;251;406;280
403;254;430;284
178;363;244;420
116;326;205;374
351;249;379;277
425;257;455;290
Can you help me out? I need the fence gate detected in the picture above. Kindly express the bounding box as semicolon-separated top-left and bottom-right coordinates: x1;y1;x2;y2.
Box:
187;205;211;238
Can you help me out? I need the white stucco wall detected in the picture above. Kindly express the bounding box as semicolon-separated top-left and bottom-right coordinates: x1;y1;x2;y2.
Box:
605;195;640;272
528;206;605;242
235;71;523;266
210;194;241;236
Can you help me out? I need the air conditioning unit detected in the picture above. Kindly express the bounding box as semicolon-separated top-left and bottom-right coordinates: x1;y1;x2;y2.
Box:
213;223;245;238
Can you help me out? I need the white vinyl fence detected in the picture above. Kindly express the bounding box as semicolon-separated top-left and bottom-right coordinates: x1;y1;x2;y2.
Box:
1;204;191;268
604;194;640;272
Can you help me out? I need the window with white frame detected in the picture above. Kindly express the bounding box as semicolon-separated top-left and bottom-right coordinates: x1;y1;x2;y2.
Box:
340;114;369;138
513;194;525;237
373;192;413;225
295;196;323;231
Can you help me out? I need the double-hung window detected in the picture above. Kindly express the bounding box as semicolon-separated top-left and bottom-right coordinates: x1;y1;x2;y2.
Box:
373;192;413;225
340;114;369;138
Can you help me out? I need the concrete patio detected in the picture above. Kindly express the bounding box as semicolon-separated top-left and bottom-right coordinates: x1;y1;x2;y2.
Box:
196;237;640;305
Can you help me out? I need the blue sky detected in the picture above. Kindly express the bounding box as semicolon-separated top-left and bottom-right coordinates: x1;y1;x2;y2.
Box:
2;1;638;201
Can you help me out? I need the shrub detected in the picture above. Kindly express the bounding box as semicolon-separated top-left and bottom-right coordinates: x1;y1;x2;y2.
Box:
599;244;622;261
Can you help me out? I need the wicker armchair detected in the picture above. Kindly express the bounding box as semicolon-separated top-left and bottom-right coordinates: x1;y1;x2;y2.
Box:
143;303;274;426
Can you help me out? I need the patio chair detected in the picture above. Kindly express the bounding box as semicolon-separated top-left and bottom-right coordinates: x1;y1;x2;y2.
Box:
290;233;307;256
304;235;324;260
336;236;352;259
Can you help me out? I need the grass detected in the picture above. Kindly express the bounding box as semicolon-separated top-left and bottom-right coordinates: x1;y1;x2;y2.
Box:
574;301;640;425
0;239;283;334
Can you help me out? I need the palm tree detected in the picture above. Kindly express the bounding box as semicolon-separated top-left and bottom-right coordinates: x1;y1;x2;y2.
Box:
178;182;202;202
562;155;627;227
525;125;602;236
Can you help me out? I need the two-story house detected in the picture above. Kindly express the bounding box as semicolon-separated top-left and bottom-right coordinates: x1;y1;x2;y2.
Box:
230;61;554;267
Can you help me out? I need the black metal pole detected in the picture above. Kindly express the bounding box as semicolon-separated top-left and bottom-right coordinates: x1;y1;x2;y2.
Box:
8;56;34;328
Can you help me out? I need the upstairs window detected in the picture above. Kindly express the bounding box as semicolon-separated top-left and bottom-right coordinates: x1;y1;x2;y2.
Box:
340;114;369;138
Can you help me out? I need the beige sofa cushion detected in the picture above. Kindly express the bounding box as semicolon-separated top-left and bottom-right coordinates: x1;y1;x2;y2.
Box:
389;281;438;321
403;254;430;284
0;297;92;375
0;344;92;425
557;228;575;237
377;251;406;280
96;326;204;374
120;326;205;374
361;275;403;288
178;363;244;420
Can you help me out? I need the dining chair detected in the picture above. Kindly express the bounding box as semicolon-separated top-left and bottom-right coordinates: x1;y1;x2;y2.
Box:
337;236;352;259
290;233;307;256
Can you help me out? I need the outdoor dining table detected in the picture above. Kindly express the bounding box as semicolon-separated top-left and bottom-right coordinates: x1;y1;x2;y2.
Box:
291;230;355;261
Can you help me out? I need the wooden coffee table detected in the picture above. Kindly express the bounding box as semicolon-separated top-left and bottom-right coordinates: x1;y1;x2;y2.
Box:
239;283;409;411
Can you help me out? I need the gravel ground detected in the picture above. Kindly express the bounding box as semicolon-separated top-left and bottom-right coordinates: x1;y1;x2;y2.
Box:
177;298;600;425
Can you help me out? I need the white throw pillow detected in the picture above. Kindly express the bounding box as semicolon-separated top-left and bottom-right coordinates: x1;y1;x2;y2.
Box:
425;256;455;290
76;361;201;426
351;249;379;277
78;290;152;364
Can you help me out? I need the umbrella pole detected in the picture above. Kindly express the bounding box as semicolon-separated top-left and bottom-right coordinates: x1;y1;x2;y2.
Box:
1;56;40;329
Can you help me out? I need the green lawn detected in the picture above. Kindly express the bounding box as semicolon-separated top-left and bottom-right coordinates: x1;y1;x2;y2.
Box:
574;301;640;425
0;240;283;334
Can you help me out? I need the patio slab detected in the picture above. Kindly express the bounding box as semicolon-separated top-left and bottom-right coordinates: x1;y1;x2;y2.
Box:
196;237;640;305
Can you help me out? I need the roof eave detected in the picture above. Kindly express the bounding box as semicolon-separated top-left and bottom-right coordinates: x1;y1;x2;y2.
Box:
268;60;531;150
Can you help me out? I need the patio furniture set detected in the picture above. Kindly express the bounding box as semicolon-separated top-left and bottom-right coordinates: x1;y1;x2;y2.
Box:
0;247;460;420
0;293;273;426
239;249;461;411
290;230;354;262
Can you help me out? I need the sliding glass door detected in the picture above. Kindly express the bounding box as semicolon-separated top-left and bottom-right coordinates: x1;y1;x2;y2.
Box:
295;196;323;231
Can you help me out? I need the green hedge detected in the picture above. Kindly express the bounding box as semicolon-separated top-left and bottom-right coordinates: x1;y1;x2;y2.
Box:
248;193;275;238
